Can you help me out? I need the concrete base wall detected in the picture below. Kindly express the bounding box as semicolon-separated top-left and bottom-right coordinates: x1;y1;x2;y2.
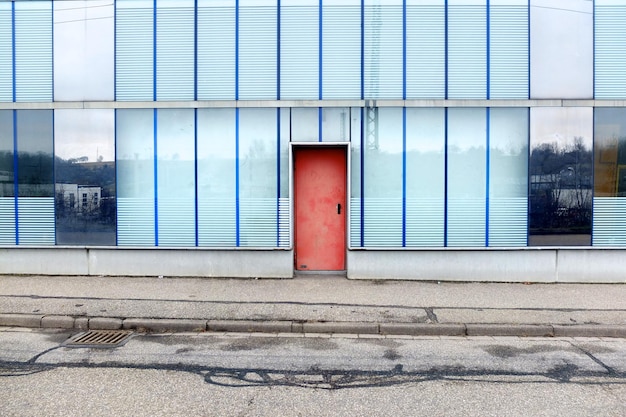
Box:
1;247;625;282
347;249;626;283
0;247;294;278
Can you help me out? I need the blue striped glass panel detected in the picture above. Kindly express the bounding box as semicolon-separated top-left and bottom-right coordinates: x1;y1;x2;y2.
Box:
405;108;445;247
349;107;362;247
116;0;154;101
489;0;528;99
157;109;195;246
239;108;281;247
197;0;235;100
0;110;14;245
14;2;52;102
156;0;194;101
364;1;403;99
16;110;54;245
0;3;12;102
447;108;487;247
116;109;155;246
322;0;361;99
239;0;277;100
197;108;236;247
595;1;626;99
406;0;445;99
53;1;115;101
448;0;487;99
488;108;528;246
593;198;626;246
280;0;318;100
363;108;403;247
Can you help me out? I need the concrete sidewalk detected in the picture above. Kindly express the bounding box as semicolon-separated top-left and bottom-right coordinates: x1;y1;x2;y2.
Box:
0;274;625;337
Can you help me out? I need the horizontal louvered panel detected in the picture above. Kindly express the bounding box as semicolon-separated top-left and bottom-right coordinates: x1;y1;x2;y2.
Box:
239;198;282;247
405;198;445;247
238;4;277;100
364;4;403;99
448;4;487;99
593;197;626;246
197;197;236;247
158;197;195;247
17;197;54;246
595;5;626;99
406;3;445;99
14;5;52;102
116;7;154;101
349;197;362;247
447;198;486;247
0;198;16;245
277;197;290;248
488;197;527;246
156;6;194;101
117;197;155;246
197;3;236;100
322;5;361;99
489;5;528;99
0;5;11;102
280;4;318;100
363;198;403;247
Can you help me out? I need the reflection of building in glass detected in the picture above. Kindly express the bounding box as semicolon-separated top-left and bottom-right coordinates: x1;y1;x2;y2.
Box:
2;0;626;281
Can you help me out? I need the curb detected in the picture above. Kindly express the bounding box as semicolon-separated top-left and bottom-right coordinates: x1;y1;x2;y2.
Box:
1;314;626;338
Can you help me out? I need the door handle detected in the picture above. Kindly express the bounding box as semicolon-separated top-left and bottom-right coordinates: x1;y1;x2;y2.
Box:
337;203;341;214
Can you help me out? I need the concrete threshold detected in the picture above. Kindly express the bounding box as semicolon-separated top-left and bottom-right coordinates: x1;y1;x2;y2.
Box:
2;313;626;338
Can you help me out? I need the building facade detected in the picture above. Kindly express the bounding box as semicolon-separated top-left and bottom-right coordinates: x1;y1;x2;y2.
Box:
0;0;625;281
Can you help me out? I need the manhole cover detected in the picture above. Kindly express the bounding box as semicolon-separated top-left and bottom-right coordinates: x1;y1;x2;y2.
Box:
64;330;133;348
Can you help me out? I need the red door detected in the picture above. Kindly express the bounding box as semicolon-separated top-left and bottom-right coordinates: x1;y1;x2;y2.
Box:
294;147;347;271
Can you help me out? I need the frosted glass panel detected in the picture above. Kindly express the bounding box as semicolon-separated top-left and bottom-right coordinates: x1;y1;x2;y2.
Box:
116;109;155;246
530;0;592;99
157;109;195;246
197;108;236;247
197;0;236;100
280;0;318;99
447;108;487;246
238;0;277;99
322;1;361;99
238;108;280;247
321;108;350;142
291;108;319;142
363;108;403;246
364;1;403;99
54;1;114;101
448;0;487;99
595;1;626;99
116;0;154;101
406;0;445;99
0;3;12;102
14;2;53;102
405;108;445;247
489;108;528;246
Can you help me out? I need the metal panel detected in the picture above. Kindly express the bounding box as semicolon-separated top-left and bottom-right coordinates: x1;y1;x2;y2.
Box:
238;1;278;100
322;3;361;99
593;197;626;246
280;1;318;100
0;197;15;245
197;1;236;100
364;2;403;99
489;4;528;99
117;197;155;246
14;2;52;102
448;2;487;99
488;197;527;246
595;4;626;99
116;2;154;101
0;3;12;102
17;197;55;246
406;1;445;99
156;1;194;101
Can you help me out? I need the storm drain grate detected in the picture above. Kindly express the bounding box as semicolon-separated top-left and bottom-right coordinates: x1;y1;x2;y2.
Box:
64;330;133;348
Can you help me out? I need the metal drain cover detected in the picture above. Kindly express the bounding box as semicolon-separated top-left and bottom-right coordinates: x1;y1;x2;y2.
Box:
64;330;133;348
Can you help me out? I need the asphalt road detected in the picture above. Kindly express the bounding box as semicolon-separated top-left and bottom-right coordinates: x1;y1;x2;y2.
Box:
1;328;625;416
